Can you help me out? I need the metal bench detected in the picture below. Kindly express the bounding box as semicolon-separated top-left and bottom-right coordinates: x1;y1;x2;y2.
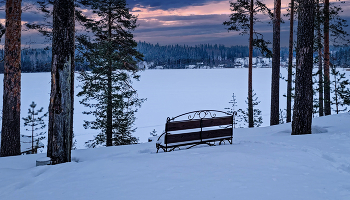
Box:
156;110;235;152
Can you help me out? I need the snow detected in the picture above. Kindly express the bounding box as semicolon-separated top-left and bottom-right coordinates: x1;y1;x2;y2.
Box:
1;68;350;150
0;113;350;199
0;69;350;200
0;68;350;199
20;135;44;154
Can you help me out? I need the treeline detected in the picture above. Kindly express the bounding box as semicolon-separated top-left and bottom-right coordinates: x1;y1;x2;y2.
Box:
332;46;350;67
0;48;88;73
136;41;265;68
0;48;51;73
0;44;349;73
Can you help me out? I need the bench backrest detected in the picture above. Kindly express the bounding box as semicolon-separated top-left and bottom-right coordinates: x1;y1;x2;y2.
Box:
165;115;233;144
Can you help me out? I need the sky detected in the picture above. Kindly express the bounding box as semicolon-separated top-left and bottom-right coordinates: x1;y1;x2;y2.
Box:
128;0;350;46
1;0;350;47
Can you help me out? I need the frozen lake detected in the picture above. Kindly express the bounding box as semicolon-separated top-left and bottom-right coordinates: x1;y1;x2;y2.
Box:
0;68;349;149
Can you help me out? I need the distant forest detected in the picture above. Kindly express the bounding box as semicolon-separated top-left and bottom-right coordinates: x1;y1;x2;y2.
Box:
0;42;349;73
136;42;269;69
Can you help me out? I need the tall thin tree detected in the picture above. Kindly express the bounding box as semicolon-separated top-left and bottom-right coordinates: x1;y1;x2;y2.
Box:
316;0;324;116
292;0;315;135
287;0;295;123
224;0;272;128
324;0;331;115
1;0;22;157
248;0;254;128
47;0;75;164
270;0;281;125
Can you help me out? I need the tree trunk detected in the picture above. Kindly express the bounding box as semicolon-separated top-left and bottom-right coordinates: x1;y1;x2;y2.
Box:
317;0;324;117
106;66;113;146
270;0;281;125
47;0;75;164
32;107;34;153
324;0;331;115
334;74;338;114
287;0;294;123
1;0;22;157
248;0;254;128
292;0;314;135
106;8;113;146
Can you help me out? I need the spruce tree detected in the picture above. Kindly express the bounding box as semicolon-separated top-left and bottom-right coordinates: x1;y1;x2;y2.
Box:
76;0;144;147
225;93;238;128
237;91;263;128
22;102;48;154
330;66;350;114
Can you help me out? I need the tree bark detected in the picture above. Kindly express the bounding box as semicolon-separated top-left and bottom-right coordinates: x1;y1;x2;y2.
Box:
292;0;314;135
287;0;294;123
248;0;254;128
32;106;34;153
324;0;331;115
1;0;22;157
106;7;113;146
47;0;75;164
317;0;324;117
270;0;281;125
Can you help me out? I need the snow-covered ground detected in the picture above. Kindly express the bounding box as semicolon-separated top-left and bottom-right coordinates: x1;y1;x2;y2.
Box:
0;68;349;150
1;68;350;199
0;113;349;199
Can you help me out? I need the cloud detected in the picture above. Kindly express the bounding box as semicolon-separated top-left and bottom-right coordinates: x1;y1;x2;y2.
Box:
1;0;349;48
127;0;227;10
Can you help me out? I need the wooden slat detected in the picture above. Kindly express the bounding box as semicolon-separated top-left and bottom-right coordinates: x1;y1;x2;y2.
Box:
201;116;233;128
166;131;201;144
166;119;201;132
166;116;232;132
166;128;232;144
201;128;232;140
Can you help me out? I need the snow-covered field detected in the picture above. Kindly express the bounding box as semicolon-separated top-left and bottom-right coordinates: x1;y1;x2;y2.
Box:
1;68;350;149
1;68;350;199
0;113;350;199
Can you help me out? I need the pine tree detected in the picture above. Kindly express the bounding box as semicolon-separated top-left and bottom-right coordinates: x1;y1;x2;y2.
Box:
0;23;5;41
324;0;331;116
315;0;324;117
292;0;315;135
47;0;75;164
330;66;350;114
270;0;281;125
312;71;322;117
225;93;238;128
313;1;349;117
1;0;22;157
279;109;286;124
286;0;295;123
237;91;263;128
224;0;272;128
22;102;48;154
76;0;144;147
